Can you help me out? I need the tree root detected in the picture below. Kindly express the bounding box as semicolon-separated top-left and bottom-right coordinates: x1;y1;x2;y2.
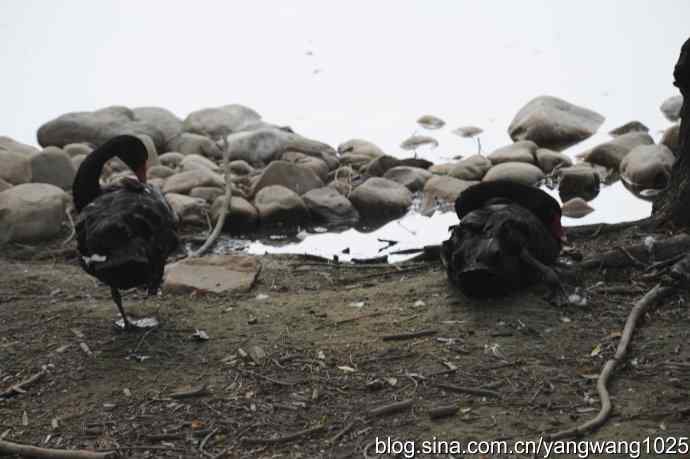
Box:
545;283;672;440
579;234;690;270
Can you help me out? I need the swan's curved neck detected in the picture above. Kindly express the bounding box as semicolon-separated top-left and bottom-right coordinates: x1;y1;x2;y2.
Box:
72;145;114;212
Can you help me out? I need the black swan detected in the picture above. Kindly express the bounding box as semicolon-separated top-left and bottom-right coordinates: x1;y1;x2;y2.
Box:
73;135;178;329
441;180;565;298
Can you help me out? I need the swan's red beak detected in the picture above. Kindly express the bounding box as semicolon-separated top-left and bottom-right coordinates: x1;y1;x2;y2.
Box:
135;164;147;184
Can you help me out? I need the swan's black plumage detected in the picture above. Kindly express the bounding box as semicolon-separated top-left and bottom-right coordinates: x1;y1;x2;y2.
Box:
73;135;178;328
442;181;563;297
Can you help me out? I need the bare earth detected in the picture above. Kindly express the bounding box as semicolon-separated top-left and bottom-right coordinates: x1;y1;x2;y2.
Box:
0;225;689;458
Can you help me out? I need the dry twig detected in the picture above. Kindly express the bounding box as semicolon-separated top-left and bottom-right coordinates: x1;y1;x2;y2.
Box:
0;439;116;459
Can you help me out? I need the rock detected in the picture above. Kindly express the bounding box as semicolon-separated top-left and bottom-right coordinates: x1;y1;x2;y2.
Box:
132;107;183;148
148;165;176;179
0;183;68;243
227;128;334;167
0;151;32;185
251;160;324;196
281;151;329;182
398;158;433;169
159;152;185;169
37;106;165;151
71;154;86;171
183;105;262;137
620;144;676;193
168;133;222;159
340;154;375;170
582;132;654;170
660;95;683;122
180;154;221;173
149;178;166;189
452;126;483;138
535;148;573;173
487;141;538;165
210;195;259;232
62;143;93;158
361;155;402;177
561;197;594;219
417;114;445;129
164;255;260;294
164;193;208;225
228;160;255;176
318;149;340;170
482;162;545;186
254;185;310;227
609;121;649;136
337;139;385;158
190;186;225;203
400;135;438;151
508;95;605;150
0;136;40;156
557;166;601;202
0;178;11;192
383;166;432;192
302;187;359;226
428;162;455;175
422;176;477;212
163;169;224;194
349;177;412;221
448;154;492;181
661;123;680;154
30;147;76;190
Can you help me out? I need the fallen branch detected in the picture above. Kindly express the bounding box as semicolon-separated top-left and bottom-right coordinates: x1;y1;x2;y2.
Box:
234;367;302;387
0;439;116;459
169;384;210;399
432;382;501;399
546;283;672;440
428;404;459;419
0;369;47;399
242;424;325;445
327;420;357;444
382;329;437;342
367;399;414;418
579;234;690;270
189;136;231;258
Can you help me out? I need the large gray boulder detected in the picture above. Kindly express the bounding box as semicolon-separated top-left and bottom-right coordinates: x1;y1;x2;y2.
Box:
660;95;683;122
180;154;221;173
183;104;262;138
582;132;654;170
167;133;222;159
163;168;224;194
132;107;183;147
37;106;165;152
210;195;259;232
30;147;76;190
147;165;176;179
361;155;402;177
0;136;40;156
349;177;412;221
448;155;492;181
508;95;605;150
557;166;601;202
0;151;32;185
609;121;649;137
383;166;432;192
227;128;334;167
228;160;255;176
190;186;225;203
422;176;477;213
254;185;310;227
620;144;676;193
487;141;538;165
251;160;324;196
302;187;359;226
164;193;208;225
159;152;185;169
337;139;385;158
62;143;92;158
661;124;680;154
0;183;68;244
482;162;545;186
0;178;11;192
281;151;329;182
535;148;573;173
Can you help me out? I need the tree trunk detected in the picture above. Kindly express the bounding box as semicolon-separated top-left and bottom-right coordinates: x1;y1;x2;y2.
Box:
653;37;690;227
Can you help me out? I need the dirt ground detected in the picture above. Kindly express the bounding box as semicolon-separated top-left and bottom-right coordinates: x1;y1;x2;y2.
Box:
1;223;689;458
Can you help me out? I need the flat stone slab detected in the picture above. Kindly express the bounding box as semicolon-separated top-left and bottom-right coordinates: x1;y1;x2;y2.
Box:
164;255;260;294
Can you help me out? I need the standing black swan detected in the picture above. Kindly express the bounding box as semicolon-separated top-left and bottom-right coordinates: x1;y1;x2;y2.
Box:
73;135;178;329
441;181;565;299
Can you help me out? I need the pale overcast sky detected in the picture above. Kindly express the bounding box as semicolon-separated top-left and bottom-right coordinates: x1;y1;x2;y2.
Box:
1;0;688;228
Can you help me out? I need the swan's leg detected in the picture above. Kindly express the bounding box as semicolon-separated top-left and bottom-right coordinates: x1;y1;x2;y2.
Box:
520;249;566;305
111;287;133;329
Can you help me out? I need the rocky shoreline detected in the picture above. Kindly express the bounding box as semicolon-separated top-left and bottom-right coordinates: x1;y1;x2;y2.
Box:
0;95;682;245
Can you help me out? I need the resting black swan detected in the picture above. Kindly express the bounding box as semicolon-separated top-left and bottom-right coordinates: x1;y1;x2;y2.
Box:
441;181;565;298
73;135;178;329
